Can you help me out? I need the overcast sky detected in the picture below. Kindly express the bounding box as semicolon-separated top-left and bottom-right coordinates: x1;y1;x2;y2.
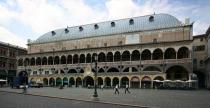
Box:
0;0;209;48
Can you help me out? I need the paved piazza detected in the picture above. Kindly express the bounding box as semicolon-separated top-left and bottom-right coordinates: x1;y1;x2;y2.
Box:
0;87;209;108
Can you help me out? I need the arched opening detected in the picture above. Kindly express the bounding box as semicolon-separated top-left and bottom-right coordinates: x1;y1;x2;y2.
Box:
153;76;164;89
143;66;161;72
61;56;66;64
131;50;140;61
193;71;205;88
60;70;65;74
92;53;97;62
30;58;35;66
166;66;189;81
63;77;68;86
164;48;176;59
54;56;60;65
98;52;106;62
114;51;121;62
98;68;105;73
141;76;151;89
68;69;77;73
69;77;75;86
56;77;62;86
107;67;119;72
80;54;85;63
152;49;163;60
43;78;48;86
73;54;79;64
18;59;23;66
105;77;111;87
67;55;72;64
131;76;140;88
107;52;113;62
48;56;53;65
79;69;84;73
98;77;103;86
18;71;28;85
24;58;30;66
122;51;130;61
141;49;151;60
121;77;129;88
83;76;94;87
86;53;91;63
42;57;47;65
76;77;82;87
177;47;189;59
49;78;55;86
36;57;41;65
132;67;138;72
112;77;119;86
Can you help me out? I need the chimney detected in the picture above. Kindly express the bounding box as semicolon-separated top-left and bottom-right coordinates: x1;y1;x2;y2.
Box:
185;18;190;25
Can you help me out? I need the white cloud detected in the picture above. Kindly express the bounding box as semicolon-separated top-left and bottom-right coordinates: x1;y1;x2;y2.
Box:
0;26;26;48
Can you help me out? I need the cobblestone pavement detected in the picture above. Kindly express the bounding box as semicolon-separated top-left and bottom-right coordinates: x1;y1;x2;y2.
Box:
0;87;210;108
0;92;143;108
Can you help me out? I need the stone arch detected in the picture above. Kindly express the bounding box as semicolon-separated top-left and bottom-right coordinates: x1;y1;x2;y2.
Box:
63;77;68;85
143;66;161;72
122;50;130;61
107;67;119;72
123;67;129;72
24;58;30;66
107;52;113;62
92;53;97;62
76;77;82;87
112;77;119;86
98;77;103;86
68;69;77;73
73;54;79;64
177;47;189;59
164;48;176;59
153;76;164;89
36;57;41;65
121;77;129;88
48;56;53;65
104;77;111;87
153;76;164;81
141;49;151;60
131;76;140;88
80;54;85;63
131;50;140;61
30;58;35;66
67;55;72;64
132;67;138;72
152;48;163;60
56;77;62;86
141;76;152;89
69;77;75;86
114;51;121;62
83;76;94;87
42;57;47;65
166;65;189;81
98;68;105;73
54;56;60;65
98;52;106;62
61;55;66;64
43;78;48;86
18;58;23;66
79;69;84;73
49;77;55;86
86;53;91;63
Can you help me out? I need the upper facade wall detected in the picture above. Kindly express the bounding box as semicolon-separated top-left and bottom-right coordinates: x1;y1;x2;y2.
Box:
28;26;191;54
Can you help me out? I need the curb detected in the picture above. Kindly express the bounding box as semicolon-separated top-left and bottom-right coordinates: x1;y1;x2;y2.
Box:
0;90;157;108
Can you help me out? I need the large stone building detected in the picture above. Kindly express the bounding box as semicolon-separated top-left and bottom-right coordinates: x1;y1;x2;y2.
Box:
17;14;199;88
205;27;210;89
0;41;27;84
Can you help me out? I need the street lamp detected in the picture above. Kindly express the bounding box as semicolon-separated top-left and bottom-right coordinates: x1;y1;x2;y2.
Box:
92;55;99;101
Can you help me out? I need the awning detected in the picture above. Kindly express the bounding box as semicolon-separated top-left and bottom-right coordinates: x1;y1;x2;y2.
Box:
0;79;7;82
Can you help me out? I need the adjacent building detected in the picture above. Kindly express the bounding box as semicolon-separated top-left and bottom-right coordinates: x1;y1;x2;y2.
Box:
17;14;200;88
0;41;27;84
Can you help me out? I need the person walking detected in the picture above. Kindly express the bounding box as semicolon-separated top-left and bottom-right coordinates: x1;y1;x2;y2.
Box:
125;84;131;94
101;84;104;91
114;84;119;94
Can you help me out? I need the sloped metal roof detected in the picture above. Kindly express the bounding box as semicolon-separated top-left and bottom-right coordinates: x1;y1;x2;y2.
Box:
30;14;182;44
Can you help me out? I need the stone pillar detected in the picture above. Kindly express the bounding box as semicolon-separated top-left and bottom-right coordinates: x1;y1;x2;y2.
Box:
111;79;113;87
118;79;121;88
139;80;141;88
151;80;153;89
